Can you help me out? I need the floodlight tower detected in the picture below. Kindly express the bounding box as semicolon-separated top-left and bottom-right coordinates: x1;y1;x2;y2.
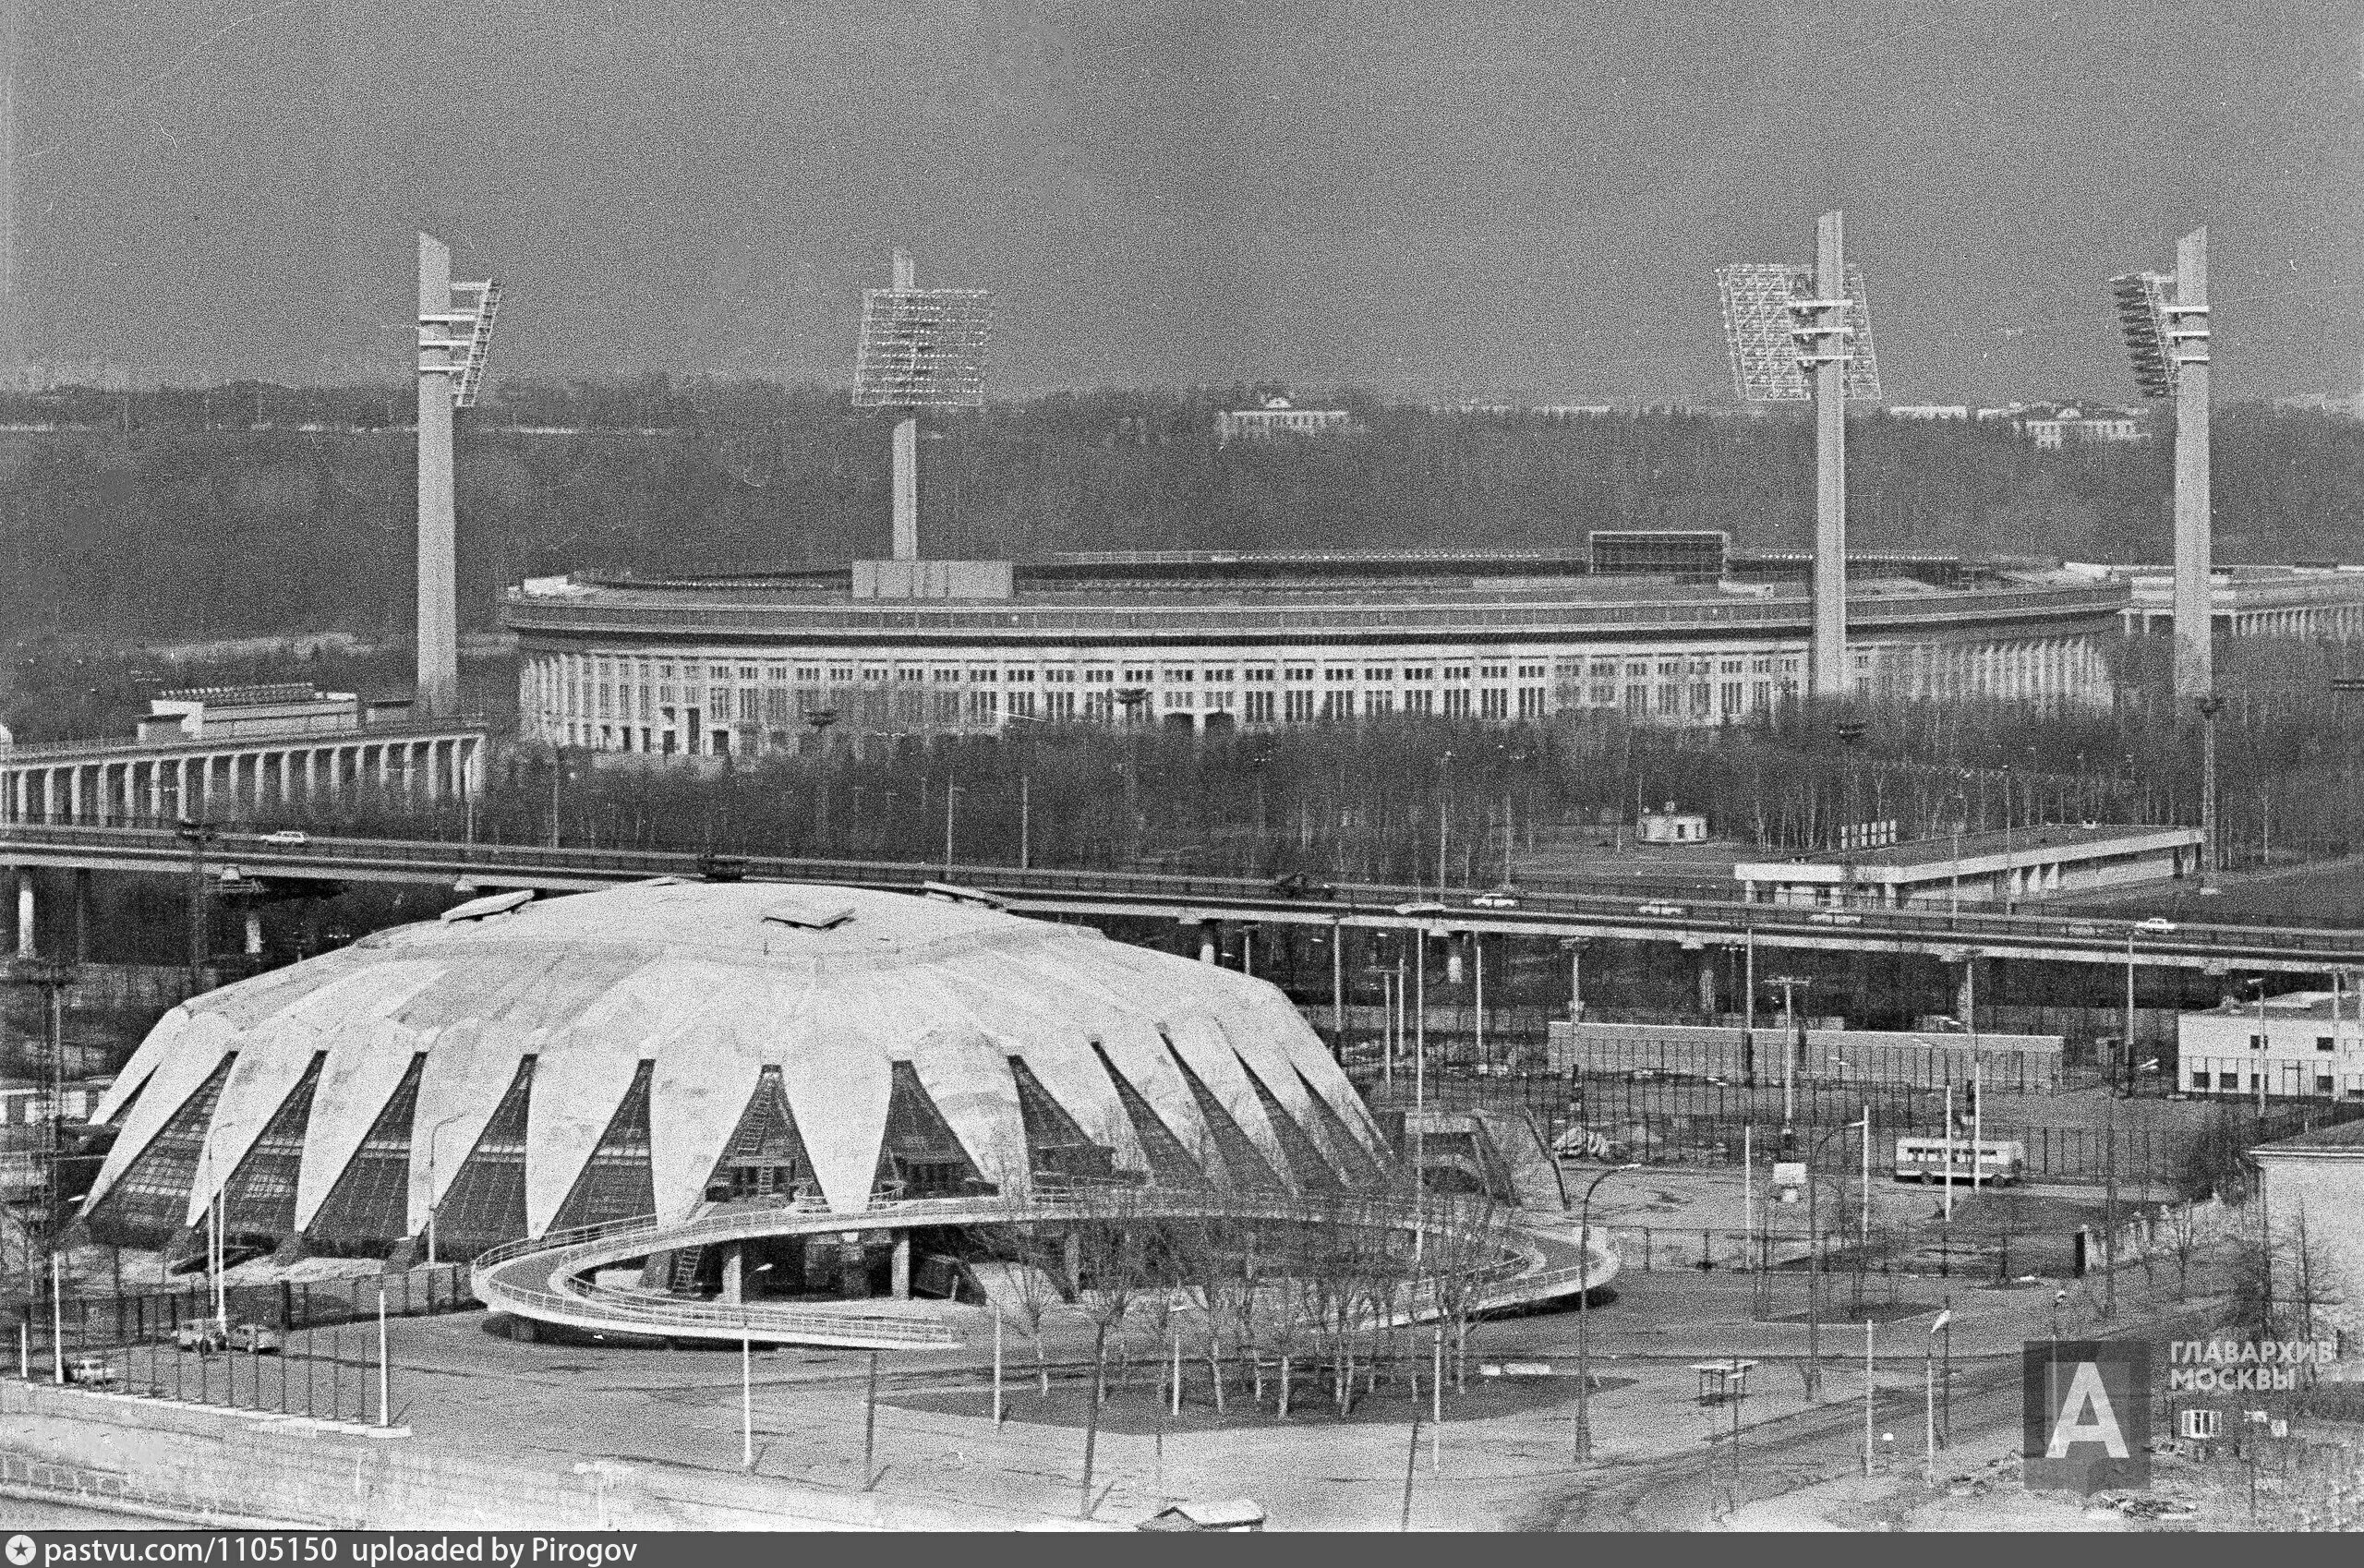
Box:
415;234;501;718
2112;229;2214;869
1802;213;1851;699
852;251;991;561
1718;212;1881;699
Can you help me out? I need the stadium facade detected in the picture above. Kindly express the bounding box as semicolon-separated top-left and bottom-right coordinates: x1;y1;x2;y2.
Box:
502;549;2126;758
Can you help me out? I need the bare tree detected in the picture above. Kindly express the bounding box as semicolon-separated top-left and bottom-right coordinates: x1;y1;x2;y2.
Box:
1069;1179;1152;1518
981;1187;1067;1397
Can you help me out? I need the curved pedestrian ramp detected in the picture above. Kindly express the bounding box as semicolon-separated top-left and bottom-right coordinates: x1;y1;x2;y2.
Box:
472;1190;1621;1350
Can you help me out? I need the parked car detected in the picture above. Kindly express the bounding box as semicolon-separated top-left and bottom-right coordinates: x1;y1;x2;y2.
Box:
63;1353;119;1387
1393;900;1448;917
1471;887;1521;910
2137;916;2178;934
1807;911;1863;927
258;829;310;847
1636;900;1688;918
230;1322;283;1354
175;1321;227;1354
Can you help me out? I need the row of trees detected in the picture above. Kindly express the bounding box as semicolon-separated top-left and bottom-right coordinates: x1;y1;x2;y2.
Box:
973;1179;1515;1433
2;380;2362;641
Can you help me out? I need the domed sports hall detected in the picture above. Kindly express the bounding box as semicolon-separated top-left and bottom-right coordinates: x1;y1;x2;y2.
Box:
71;881;1585;1337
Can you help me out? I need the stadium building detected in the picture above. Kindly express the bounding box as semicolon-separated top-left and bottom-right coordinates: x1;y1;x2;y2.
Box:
503;545;2128;758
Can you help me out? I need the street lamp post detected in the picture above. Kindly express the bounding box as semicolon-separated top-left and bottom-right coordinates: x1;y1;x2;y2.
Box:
422;1112;473;1268
1767;976;1810;1140
1574;1162;1641;1463
805;709;838;849
741;1261;775;1470
174;819;219;994
942;783;964;876
2247;976;2269;1113
2198;694;2224;893
1803;1113;1869;1402
1560;938;1586;1022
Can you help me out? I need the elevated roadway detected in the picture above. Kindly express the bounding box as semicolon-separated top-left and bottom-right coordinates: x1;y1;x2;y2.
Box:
3;820;2359;975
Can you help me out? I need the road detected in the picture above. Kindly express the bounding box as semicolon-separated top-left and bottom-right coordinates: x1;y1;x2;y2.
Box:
5;820;2361;975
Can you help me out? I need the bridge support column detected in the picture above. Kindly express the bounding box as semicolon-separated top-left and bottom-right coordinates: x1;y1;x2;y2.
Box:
15;868;32;958
1697;952;1719;1017
1198;923;1217;964
1446;942;1464;986
73;868;90;963
718;1243;745;1306
838;1236;871;1299
244;908;263;957
891;1233;911;1300
1063;1230;1082;1295
1954;959;1976;1031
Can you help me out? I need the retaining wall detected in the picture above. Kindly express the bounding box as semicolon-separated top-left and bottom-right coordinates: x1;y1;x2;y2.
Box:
0;1380;1086;1530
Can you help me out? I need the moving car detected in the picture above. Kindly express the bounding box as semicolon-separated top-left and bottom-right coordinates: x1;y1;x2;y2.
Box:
1271;871;1335;899
1393;900;1448;917
1807;911;1863;927
258;829;310;847
1471;887;1520;910
1636;900;1687;918
2137;916;2178;935
63;1353;119;1387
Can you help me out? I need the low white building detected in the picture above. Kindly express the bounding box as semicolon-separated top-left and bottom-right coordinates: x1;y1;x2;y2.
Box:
1637;802;1709;844
1215;397;1352;445
2248;1118;2364;1356
2178;991;2364;1101
1734;823;2202;910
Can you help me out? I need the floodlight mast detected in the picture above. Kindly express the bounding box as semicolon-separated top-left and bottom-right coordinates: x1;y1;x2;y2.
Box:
2170;229;2212;708
1719;212;1878;703
415;233;500;719
1803;213;1849;701
851;252;992;565
890;249;918;561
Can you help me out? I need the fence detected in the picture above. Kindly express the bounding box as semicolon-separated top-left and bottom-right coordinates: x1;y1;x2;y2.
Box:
1543;1022;2064;1093
1354;1068;2364;1186
8;1268;467;1426
12;1266;465;1365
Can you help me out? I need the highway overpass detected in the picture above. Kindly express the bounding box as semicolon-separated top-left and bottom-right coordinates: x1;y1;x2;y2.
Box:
3;821;2359;977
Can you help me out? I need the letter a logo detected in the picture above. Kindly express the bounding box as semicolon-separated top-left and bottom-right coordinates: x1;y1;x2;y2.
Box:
2045;1361;2128;1458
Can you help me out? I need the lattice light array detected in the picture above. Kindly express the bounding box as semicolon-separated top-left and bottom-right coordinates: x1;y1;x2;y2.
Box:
853;289;993;408
2110;271;2178;400
1716;262;1881;404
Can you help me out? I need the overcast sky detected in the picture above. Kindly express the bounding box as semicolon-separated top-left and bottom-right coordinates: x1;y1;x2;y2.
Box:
15;0;2364;402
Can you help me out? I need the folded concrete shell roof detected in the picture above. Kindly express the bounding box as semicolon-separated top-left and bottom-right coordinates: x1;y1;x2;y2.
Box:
81;882;1390;1254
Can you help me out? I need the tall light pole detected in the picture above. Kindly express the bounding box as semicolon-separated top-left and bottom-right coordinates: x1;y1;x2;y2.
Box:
2198;694;2224;892
1767;975;1811;1140
806;708;838;849
174;818;218;995
1574;1162;1640;1463
1804;1115;1867;1401
2247;976;2269;1113
1436;752;1454;890
422;1111;472;1269
1560;937;1586;1022
741;1261;775;1470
